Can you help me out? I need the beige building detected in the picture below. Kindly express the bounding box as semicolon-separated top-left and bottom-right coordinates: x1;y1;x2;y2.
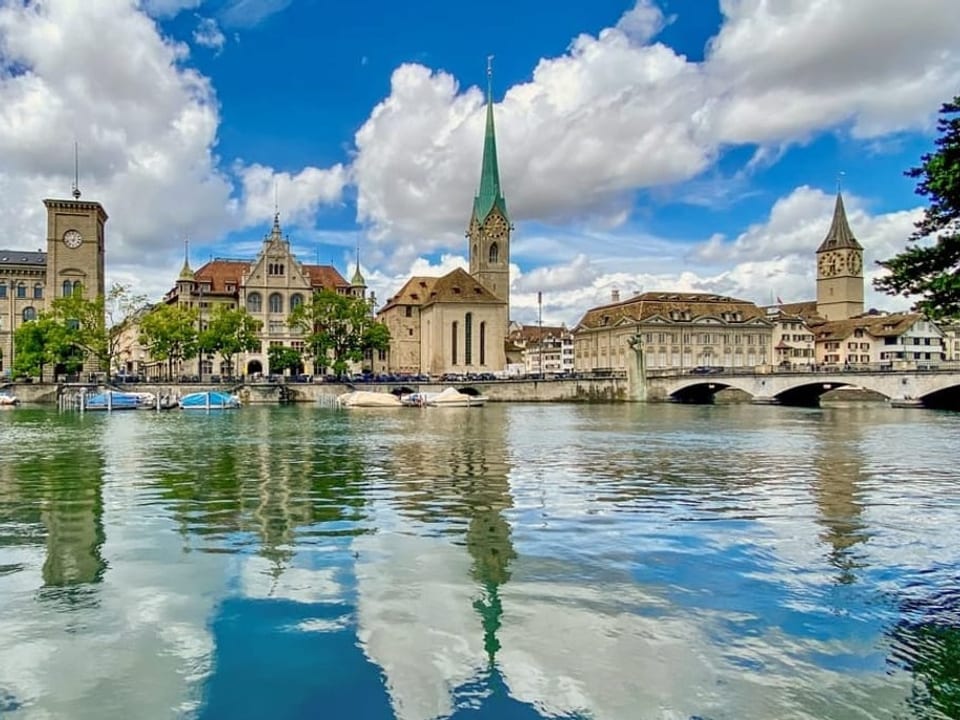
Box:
377;75;510;377
159;215;364;379
573;291;773;373
507;322;574;376
813;312;944;367
765;302;818;368
0;189;107;377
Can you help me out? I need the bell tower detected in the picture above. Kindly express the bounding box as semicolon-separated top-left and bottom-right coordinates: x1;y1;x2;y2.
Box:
467;58;510;311
44;183;107;303
816;191;863;321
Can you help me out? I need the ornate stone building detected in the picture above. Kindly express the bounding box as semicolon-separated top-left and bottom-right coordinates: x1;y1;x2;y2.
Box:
0;190;107;376
377;71;510;376
161;214;364;378
573;291;773;372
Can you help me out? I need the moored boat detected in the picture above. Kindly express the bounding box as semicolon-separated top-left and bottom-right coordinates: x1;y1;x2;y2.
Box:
0;392;19;407
402;387;487;407
337;390;403;408
84;390;142;411
179;390;241;410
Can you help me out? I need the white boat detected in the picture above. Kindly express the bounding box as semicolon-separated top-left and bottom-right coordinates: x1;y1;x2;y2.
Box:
0;392;19;407
337;390;403;408
180;390;241;409
403;387;487;408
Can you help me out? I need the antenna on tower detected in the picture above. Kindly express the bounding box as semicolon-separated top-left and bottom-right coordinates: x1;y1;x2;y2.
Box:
72;141;81;199
486;54;494;102
837;170;846;194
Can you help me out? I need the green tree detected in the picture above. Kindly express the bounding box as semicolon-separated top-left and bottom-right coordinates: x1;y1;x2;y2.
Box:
104;283;149;374
199;305;262;378
138;304;200;380
288;289;390;377
267;345;303;376
876;96;960;319
12;315;72;379
49;292;108;371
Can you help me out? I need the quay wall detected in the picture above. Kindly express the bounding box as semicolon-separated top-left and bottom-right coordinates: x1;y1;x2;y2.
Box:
6;378;631;405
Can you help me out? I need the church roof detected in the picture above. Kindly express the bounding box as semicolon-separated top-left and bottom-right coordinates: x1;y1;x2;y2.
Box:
379;268;504;313
575;291;769;331
472;83;508;225
178;258;194;281
817;192;862;252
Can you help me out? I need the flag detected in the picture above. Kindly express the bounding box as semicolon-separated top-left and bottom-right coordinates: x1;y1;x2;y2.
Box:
776;296;783;304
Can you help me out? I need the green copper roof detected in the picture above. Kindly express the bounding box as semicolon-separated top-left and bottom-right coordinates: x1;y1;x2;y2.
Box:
472;91;508;224
178;259;194;281
351;264;365;286
817;191;863;252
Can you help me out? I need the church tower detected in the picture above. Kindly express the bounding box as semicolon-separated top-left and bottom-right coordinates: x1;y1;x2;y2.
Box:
467;61;510;311
44;183;107;302
816;191;863;321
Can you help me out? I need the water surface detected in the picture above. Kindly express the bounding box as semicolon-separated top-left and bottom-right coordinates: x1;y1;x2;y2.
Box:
1;403;959;719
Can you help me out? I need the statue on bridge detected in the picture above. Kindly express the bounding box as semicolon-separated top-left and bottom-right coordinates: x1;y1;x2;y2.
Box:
627;329;647;402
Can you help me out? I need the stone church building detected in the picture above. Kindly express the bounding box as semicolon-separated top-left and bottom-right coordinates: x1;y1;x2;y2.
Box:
0;190;107;376
376;76;511;376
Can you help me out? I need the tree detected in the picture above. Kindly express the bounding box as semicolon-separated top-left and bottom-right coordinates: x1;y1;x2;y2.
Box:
48;292;108;371
104;283;149;374
288;289;390;377
267;345;303;376
12;315;72;379
199;305;262;378
875;96;960;319
138;304;200;380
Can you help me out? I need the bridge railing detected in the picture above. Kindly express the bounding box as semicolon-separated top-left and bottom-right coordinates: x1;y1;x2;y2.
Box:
647;360;960;379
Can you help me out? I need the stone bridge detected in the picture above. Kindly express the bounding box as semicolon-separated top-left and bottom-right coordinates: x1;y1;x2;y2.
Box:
644;368;960;409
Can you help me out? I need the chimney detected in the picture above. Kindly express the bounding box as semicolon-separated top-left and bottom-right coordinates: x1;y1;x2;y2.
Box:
611;289;620;302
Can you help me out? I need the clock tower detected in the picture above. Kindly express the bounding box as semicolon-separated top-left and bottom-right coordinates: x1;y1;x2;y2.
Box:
467;62;510;311
815;191;863;321
44;188;107;302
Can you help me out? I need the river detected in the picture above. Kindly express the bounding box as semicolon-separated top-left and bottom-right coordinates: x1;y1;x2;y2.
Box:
1;402;959;719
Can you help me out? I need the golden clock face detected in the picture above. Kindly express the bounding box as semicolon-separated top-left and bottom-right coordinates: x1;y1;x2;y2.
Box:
63;229;83;249
847;253;862;274
486;214;508;239
818;253;836;277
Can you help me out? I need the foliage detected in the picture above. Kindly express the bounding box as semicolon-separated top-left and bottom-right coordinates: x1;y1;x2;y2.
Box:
104;283;149;373
288;289;390;377
48;291;108;370
875;96;960;319
138;304;200;379
199;305;262;377
11;315;74;379
267;345;303;375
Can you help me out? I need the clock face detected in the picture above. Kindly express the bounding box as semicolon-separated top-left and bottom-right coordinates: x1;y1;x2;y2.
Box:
847;253;862;274
486;214;508;240
63;229;83;249
818;252;836;277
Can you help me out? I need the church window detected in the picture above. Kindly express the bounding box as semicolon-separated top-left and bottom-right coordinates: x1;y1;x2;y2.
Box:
247;292;262;313
290;293;303;311
22;307;36;322
33;283;42;299
269;293;283;313
480;322;486;365
0;283;6;298
452;321;459;365
465;313;473;365
16;283;26;299
73;281;82;295
489;243;499;264
62;280;72;297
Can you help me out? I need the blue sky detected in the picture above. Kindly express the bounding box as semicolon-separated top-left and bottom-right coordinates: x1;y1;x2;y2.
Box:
1;0;958;326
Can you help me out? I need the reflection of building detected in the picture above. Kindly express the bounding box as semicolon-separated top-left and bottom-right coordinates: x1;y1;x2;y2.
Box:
573;290;773;372
0;189;107;376
377;69;510;376
159;216;366;378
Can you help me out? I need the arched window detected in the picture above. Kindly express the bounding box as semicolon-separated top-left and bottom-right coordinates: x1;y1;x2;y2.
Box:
480;322;486;366
247;292;262;313
290;293;303;311
464;312;473;365
33;283;43;299
489;242;499;264
22;307;36;322
72;280;82;296
62;280;72;297
268;293;283;314
451;321;459;366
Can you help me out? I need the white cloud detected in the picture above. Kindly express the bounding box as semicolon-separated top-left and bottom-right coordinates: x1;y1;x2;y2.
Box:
219;0;293;29
140;0;202;18
351;0;960;252
236;162;349;227
192;16;225;51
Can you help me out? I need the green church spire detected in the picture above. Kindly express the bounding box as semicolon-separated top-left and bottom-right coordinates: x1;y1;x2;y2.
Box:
472;57;508;225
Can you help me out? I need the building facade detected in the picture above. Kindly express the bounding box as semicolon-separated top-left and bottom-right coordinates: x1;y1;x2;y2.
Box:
377;72;510;377
0;191;107;376
573;291;773;373
813;313;944;367
507;323;574;377
159;215;363;379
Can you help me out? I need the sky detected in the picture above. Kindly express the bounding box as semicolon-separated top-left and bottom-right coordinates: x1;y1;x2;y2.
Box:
1;0;959;328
